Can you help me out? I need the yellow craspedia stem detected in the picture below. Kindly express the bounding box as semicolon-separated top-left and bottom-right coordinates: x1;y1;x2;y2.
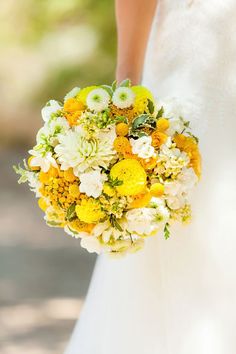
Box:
150;183;165;197
75;198;105;223
110;159;147;196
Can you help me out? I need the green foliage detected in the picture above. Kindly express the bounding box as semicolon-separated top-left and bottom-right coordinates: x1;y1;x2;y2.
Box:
66;203;77;221
164;222;171;240
109;214;123;232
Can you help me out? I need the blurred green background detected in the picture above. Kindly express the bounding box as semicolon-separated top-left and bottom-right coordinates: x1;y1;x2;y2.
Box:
0;1;116;353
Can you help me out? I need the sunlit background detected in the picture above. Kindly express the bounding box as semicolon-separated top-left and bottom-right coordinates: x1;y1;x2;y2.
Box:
0;1;116;353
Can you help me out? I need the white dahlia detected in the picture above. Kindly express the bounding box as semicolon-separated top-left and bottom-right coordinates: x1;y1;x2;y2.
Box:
112;87;135;108
54;126;115;175
86;88;110;112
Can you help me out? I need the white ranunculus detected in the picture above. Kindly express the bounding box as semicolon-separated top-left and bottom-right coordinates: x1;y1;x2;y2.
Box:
41;100;62;122
80;236;102;254
28;150;57;172
79;169;107;198
130;136;155;159
86;88;110;112
112;87;135;108
64;87;80;101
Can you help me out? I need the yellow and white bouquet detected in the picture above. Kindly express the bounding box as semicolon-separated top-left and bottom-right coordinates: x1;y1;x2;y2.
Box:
14;80;201;255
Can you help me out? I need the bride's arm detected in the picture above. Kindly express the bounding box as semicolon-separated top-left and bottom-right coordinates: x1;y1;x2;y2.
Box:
115;0;158;84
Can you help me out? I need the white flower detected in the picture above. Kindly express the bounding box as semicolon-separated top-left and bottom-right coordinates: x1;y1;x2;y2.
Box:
80;236;102;254
86;88;110;112
28;150;57;172
79;169;107;198
27;171;42;197
126;208;159;235
55;126;115;175
36;117;70;146
112;87;135;108
41;100;62;122
64;87;80;101
166;117;185;136
167;195;186;210
130;136;155;159
178;167;198;192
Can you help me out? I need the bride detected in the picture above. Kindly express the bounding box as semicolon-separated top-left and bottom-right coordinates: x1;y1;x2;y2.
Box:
65;0;236;353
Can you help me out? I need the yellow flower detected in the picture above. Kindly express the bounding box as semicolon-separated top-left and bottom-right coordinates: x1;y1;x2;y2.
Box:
139;157;157;170
64;168;76;182
110;159;147;196
28;156;40;171
64;98;85;113
75;198;105;223
131;86;154;115
113;136;132;154
103;183;115;197
69;184;80;198
76;86;97;105
115;122;129;136
110;104;136;123
38;197;49;211
150;183;165;197
151;131;168;148
39;171;50;184
68;219;95;233
156;118;170;131
129;191;152;208
174;134;202;178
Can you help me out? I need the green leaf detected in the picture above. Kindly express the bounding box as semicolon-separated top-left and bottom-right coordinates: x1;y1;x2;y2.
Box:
156;106;164;119
101;85;113;97
108;175;123;187
111;80;117;92
164;222;171;240
119;78;131;87
13;164;29;184
66;203;77;221
147;98;154;114
132;114;150;130
186;131;199;143
109;215;123;232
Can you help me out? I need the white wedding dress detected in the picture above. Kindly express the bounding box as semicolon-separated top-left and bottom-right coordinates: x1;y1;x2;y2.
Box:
65;1;236;353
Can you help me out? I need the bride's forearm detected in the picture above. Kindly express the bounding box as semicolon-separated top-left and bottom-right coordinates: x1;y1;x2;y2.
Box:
115;0;158;85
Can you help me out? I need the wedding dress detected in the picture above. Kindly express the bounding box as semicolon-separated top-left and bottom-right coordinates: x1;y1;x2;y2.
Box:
65;1;236;353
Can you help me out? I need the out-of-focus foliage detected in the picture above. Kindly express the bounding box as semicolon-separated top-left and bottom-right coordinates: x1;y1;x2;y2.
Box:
0;0;116;145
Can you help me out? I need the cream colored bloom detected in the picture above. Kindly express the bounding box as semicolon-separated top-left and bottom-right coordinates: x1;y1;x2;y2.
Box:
86;88;110;112
79;169;107;198
41;100;62;122
130;136;155;159
55;126;115;175
112;87;135;108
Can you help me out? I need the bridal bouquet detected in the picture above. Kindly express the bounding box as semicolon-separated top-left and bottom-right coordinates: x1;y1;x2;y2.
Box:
14;80;201;255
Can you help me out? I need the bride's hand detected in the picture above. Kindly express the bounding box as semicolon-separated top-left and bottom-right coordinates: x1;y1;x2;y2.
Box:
115;0;158;85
